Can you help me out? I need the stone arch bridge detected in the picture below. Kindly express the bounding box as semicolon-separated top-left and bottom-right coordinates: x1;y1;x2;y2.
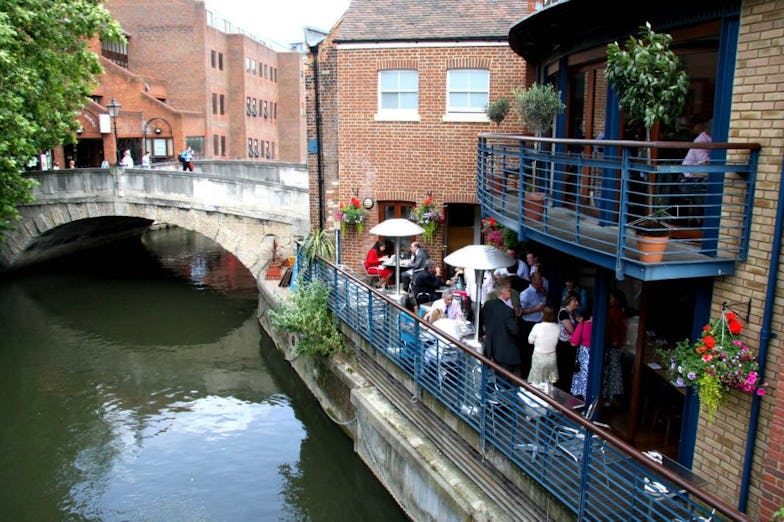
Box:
0;163;310;281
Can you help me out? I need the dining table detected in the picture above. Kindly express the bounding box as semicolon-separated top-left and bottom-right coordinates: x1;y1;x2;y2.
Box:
514;384;585;459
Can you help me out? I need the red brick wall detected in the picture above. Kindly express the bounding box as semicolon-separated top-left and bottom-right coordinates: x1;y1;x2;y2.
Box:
332;44;525;271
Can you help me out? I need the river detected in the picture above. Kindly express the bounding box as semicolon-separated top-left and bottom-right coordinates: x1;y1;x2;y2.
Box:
0;226;407;522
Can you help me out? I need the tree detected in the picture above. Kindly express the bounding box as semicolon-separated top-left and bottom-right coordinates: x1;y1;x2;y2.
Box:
604;22;689;140
0;0;123;240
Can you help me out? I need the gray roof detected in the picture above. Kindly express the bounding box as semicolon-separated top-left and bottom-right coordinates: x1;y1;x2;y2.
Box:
335;0;527;43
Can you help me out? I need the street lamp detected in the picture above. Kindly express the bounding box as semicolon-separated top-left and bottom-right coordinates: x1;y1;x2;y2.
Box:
106;97;121;165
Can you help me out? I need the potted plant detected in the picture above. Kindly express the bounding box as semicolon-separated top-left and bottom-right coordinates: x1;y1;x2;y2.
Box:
628;211;674;263
605;22;689;216
334;197;367;234
408;194;444;243
513;83;565;220
662;310;766;421
486;97;510;127
266;238;284;280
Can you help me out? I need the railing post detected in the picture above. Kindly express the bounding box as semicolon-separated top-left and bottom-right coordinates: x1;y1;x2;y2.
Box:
614;147;631;278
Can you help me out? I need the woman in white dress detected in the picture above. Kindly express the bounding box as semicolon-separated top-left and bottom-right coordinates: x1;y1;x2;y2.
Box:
527;305;560;385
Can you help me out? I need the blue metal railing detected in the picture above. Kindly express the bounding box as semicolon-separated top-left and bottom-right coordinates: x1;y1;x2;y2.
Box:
299;256;748;521
478;134;761;281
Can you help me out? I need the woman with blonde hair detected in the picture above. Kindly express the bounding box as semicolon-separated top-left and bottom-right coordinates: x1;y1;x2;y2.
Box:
527;305;560;385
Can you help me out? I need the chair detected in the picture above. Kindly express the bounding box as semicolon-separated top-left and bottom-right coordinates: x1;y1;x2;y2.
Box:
363;263;381;287
552;399;611;483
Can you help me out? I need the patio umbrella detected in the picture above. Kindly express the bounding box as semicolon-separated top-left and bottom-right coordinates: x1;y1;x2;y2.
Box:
369;218;425;298
444;244;515;348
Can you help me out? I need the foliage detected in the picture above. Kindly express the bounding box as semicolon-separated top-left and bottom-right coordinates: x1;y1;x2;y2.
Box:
513;83;565;136
0;0;124;241
663;311;765;421
301;228;336;265
334;197;367;234
269;279;344;358
605;22;689;134
486;97;510;127
408;194;443;243
481;217;518;250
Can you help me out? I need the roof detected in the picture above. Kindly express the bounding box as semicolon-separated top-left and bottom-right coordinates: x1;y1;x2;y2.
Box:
335;0;527;43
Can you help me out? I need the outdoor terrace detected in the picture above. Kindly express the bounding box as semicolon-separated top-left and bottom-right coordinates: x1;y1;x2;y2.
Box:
477;134;761;281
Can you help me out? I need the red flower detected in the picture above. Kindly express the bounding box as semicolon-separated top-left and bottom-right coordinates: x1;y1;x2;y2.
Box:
703;336;716;349
424;195;433;206
489;218;496;227
350;197;361;208
728;319;743;335
725;312;737;321
703;325;711;332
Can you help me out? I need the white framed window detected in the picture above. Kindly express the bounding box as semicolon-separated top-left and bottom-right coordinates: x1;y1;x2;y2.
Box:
445;68;490;122
376;70;419;121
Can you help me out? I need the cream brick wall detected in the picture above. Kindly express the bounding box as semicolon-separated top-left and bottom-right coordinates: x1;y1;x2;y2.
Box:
695;1;784;519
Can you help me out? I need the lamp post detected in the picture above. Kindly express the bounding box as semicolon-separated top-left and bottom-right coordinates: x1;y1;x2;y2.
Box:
106;97;121;165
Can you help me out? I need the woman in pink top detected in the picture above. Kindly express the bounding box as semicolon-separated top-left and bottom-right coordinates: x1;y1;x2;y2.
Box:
570;312;592;399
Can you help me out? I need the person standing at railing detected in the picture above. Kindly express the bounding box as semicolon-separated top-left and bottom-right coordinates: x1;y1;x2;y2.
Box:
570;312;593;400
483;285;521;376
519;272;547;379
602;289;627;407
527;305;560;386
679;117;712;227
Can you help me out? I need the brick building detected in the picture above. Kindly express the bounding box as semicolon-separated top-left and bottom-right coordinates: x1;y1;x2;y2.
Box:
59;0;305;169
306;0;526;273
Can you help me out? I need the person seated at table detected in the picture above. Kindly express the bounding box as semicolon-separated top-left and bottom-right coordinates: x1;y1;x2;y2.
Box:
411;259;444;305
424;307;461;340
400;241;428;291
431;288;463;320
364;240;393;288
527;305;560;386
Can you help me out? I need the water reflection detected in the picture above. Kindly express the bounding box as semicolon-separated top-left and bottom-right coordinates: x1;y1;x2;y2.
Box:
0;227;407;522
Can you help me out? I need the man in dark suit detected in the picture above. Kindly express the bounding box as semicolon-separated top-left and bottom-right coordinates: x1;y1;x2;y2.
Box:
401;241;428;290
482;285;521;375
411;259;443;304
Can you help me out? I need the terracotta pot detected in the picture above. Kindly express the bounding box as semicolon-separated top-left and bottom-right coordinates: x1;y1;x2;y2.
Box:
636;233;670;263
265;262;282;280
524;191;545;221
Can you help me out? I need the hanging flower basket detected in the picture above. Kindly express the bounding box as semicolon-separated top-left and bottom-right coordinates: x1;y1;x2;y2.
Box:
409;195;444;243
663;310;766;421
335;197;367;234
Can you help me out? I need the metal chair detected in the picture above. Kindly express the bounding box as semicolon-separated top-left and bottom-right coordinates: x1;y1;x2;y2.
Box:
552;398;611;483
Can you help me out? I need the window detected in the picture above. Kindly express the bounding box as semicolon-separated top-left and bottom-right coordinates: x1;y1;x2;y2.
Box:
218;52;223;70
251;98;257;117
379;201;416;249
377;70;419;121
247;138;253;157
246;96;252;116
219;94;225;115
445;69;490;122
211;50;217;68
220;135;226;156
186;136;204;156
213;93;219;114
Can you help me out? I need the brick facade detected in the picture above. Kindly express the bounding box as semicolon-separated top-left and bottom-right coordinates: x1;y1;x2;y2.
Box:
64;0;305;167
701;1;784;518
308;40;525;271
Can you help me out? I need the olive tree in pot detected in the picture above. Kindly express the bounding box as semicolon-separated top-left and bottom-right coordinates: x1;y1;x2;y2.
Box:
486;97;510;127
513;83;565;221
605;22;689;262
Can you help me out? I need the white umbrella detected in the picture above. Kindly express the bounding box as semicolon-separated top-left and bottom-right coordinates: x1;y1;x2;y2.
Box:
444;244;515;348
369;218;425;297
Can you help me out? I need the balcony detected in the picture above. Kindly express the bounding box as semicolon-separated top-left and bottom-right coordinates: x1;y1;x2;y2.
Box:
477;134;760;281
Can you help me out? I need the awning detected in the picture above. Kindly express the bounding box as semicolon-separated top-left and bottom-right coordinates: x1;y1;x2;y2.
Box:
508;0;740;63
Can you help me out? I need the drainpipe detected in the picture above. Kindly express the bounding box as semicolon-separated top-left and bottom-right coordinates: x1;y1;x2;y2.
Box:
309;42;326;231
738;155;783;512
